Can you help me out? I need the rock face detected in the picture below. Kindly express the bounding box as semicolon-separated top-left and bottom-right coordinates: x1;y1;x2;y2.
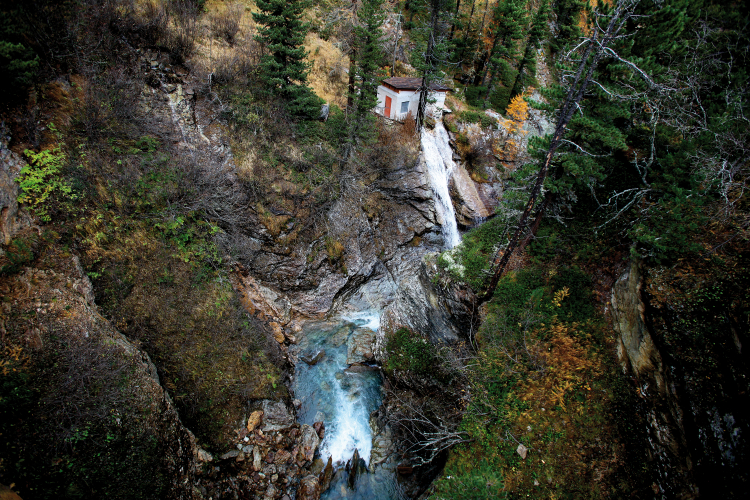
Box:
379;253;477;355
611;260;665;382
610;259;749;498
0;253;198;498
232;138;442;320
611;260;694;496
0;125;33;244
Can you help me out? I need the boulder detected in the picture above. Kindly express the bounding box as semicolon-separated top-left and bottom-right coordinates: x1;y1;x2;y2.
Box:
260;400;294;431
298;424;320;463
274;449;292;465
346;328;376;365
313;421;325;440
346;448;366;488
318;456;334;492
301;349;326;366
220;450;240;460
270;322;285;344
297;475;320;500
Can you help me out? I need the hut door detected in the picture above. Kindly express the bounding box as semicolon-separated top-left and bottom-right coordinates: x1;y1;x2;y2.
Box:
385;96;392;118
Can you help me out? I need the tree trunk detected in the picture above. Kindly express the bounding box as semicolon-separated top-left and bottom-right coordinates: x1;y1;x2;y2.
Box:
449;0;461;40
480;2;634;300
347;49;357;110
417;0;443;132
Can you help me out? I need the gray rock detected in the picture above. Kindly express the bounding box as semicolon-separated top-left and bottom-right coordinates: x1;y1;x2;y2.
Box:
379;253;477;356
220;450;240;460
260;400;294;431
301;349;326;365
0;125;33;244
346;328;376;365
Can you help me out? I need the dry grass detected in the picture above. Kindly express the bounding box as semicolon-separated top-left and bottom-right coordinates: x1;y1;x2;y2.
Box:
305;33;349;108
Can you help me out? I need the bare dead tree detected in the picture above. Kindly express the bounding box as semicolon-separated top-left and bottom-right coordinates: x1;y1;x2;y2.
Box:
385;388;469;465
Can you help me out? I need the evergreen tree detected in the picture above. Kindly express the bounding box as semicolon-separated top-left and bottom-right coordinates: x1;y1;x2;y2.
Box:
508;0;550;100
253;0;320;117
549;0;587;54
343;0;385;163
480;0;528;105
0;3;39;100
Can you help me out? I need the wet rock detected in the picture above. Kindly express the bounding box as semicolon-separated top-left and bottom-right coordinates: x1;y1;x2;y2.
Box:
313;421;325;440
346;448;366;488
301;349;326;365
247;410;264;432
298;424;320;463
297;475;320;500
310;458;325;476
260;400;294;431
380;254;477;353
344;364;379;375
319;456;334;492
346;328;376;364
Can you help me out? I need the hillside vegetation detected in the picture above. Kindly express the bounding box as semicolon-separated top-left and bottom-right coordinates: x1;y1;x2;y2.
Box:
1;0;748;498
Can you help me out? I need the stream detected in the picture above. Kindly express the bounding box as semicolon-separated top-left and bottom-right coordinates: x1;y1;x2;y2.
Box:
290;120;461;499
292;313;404;500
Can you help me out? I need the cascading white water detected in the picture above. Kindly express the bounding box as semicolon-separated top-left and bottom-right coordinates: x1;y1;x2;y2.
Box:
421;121;461;248
293;313;404;499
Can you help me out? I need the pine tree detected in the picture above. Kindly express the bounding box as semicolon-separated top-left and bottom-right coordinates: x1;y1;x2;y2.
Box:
480;0;528;105
253;0;320;117
549;0;587;54
342;0;385;163
508;0;550;101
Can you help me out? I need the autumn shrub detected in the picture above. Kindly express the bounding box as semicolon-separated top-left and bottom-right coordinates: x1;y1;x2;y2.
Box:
210;4;243;44
433;265;644;499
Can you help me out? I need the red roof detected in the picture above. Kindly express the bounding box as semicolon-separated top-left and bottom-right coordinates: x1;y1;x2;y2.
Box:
382;77;451;91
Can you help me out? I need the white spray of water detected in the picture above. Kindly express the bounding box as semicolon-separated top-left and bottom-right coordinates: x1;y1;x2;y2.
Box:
317;310;382;466
421;121;461;248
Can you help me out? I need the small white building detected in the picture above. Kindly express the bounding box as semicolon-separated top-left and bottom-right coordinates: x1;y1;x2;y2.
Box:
375;77;451;120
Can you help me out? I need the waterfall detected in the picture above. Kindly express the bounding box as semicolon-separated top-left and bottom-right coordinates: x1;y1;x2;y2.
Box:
421;121;461;248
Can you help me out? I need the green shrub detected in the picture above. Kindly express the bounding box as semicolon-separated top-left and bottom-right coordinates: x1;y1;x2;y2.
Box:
459;110;482;124
17;141;75;221
385;327;435;374
464;86;487;108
